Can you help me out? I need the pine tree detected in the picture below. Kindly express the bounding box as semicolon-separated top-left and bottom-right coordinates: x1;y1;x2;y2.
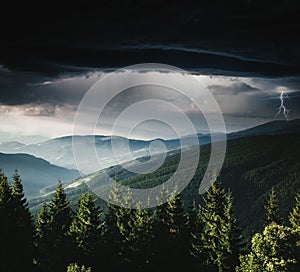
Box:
201;180;227;271
36;203;50;240
103;182;123;267
264;187;283;226
115;188;136;265
152;187;187;269
0;171;34;272
48;181;73;272
128;204;153;268
0;171;14;271
152;186;171;266
290;192;300;234
220;192;241;271
237;223;298;272
70;192;103;267
11;170;34;271
289;192;300;266
189;201;206;268
35;202;51;271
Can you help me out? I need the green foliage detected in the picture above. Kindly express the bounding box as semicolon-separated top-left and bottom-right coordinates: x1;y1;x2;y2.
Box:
127;203;153;267
201;181;241;272
237;223;298;272
189;200;207;269
49;180;72;234
290;192;300;234
265;187;283;226
201;180;227;270
2;151;300;272
66;263;91;272
0;170;34;272
0;170;14;272
35;202;51;270
152;187;188;268
103;182;123;264
70;192;103;267
36;202;50;239
220;192;241;271
29;134;300;248
11;170;34;270
39;181;73;272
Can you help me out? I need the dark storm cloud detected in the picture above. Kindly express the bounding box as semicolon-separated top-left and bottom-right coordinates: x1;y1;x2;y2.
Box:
0;69;100;106
208;82;259;95
1;0;300;82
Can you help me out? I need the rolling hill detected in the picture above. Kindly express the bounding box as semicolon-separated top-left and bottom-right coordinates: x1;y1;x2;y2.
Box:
0;153;79;196
0;134;208;174
1;119;299;175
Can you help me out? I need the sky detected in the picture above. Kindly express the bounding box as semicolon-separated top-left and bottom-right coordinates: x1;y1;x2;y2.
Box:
0;66;299;141
0;0;300;142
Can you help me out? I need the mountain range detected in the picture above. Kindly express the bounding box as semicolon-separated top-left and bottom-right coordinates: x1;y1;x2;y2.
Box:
1;119;299;175
1;119;300;216
23;119;300;247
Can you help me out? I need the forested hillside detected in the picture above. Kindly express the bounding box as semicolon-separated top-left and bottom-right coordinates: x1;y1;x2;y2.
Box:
118;134;300;241
28;133;300;245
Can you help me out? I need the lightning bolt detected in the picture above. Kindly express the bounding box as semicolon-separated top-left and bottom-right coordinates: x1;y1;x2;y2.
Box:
276;90;290;120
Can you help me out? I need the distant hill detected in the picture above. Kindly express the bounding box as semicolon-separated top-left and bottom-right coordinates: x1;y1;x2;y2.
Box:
0;153;79;196
0;135;192;174
0;141;25;152
1;119;299;174
228;119;300;139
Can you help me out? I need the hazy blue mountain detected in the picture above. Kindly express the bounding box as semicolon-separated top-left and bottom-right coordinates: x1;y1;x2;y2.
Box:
13;135;49;144
0;141;25;152
0;119;299;175
0;132;48;145
0;153;79;196
0;135;184;174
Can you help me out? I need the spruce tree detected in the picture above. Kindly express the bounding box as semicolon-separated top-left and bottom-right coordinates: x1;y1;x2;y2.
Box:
289;192;300;266
128;203;153;268
48;181;73;272
152;187;187;269
290;192;300;234
152;186;171;267
115;188;136;265
220;192;241;272
11;170;34;271
103;181;124;267
237;223;298;272
264;187;283;226
70;192;103;268
35;202;51;271
36;203;50;240
0;171;14;271
0;171;34;272
201;180;227;271
189;201;206;268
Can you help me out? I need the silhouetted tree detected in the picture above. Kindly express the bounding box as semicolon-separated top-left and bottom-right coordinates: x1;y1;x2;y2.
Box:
11;170;34;271
47;181;73;272
35;202;51;271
